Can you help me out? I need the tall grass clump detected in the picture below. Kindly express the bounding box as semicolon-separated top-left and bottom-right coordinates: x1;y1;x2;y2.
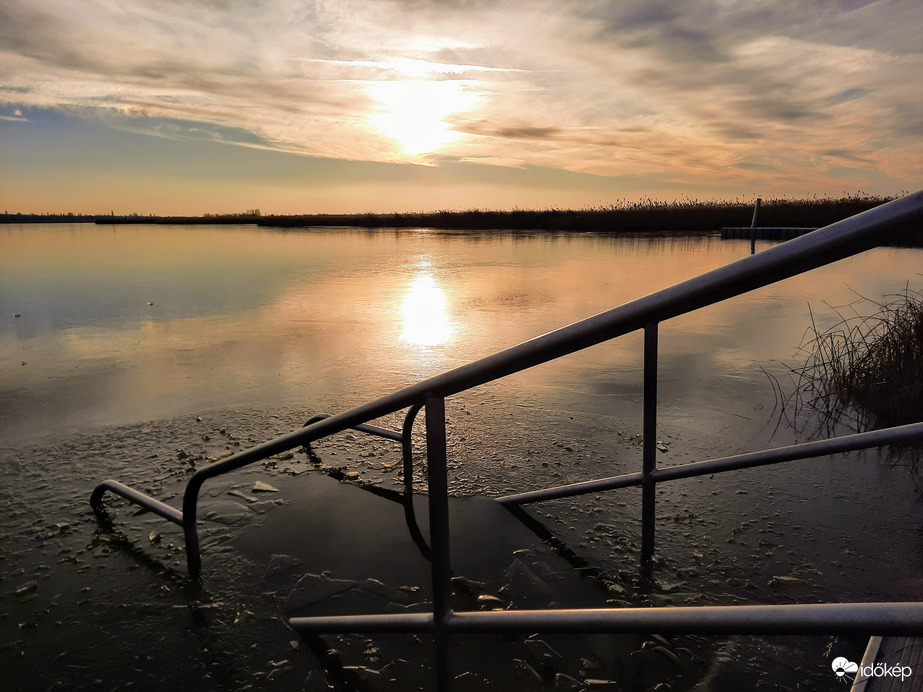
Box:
764;286;923;486
795;287;922;431
766;286;923;488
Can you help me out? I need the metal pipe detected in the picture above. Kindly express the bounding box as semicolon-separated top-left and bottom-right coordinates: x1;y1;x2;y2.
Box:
641;322;658;555
649;421;923;484
425;396;454;692
303;413;403;442
289;602;923;637
496;471;645;505
401;403;431;560
497;422;923;505
90;480;184;526
642;323;659;477
183;473;206;575
445;603;923;636
290;612;435;634
425;398;452;618
402;403;424;494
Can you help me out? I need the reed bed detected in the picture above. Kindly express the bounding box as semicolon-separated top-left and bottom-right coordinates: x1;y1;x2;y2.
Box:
6;192;906;233
766;286;923;485
254;193;894;232
805;290;922;428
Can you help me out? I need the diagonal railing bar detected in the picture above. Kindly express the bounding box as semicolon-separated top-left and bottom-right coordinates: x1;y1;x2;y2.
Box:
496;422;923;505
302;413;404;442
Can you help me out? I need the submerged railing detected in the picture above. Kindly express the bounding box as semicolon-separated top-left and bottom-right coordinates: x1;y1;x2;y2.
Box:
92;190;923;690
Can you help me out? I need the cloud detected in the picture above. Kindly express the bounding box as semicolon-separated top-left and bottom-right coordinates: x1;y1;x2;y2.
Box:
0;106;27;122
825;88;869;105
460;120;562;140
0;0;920;194
822;149;873;163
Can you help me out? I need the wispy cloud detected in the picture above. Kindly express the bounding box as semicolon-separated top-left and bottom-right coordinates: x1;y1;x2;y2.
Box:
1;0;920;195
288;57;520;77
0;107;28;122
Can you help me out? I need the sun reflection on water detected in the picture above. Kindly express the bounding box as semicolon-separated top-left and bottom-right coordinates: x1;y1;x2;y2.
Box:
400;272;452;346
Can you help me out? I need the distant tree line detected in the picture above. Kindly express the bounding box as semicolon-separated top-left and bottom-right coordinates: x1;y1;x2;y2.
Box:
0;210;264;224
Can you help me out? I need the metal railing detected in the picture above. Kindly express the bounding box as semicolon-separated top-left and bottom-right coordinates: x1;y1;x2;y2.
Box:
91;190;923;690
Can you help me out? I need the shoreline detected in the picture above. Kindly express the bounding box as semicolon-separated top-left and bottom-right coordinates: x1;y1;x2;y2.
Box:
0;196;903;233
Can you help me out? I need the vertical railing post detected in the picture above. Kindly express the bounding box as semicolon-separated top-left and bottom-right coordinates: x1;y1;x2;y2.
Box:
425;395;453;691
641;322;658;556
402;403;424;494
182;476;205;577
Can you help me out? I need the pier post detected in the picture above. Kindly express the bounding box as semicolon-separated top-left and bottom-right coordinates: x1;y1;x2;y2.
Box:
641;322;658;556
425;395;453;691
750;198;762;229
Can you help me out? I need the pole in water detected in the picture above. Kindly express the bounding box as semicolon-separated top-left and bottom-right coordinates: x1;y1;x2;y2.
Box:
750;198;762;229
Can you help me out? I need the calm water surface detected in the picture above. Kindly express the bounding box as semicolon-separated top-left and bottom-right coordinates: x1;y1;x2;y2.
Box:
1;223;921;690
3;223;917;443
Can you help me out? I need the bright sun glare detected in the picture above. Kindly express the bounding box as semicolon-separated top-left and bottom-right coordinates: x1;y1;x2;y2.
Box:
368;80;478;156
400;273;452;346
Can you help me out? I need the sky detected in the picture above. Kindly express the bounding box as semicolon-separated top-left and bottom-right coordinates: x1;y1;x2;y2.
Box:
1;0;921;215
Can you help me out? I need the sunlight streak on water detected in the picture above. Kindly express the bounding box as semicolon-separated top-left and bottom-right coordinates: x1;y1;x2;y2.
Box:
399;271;452;346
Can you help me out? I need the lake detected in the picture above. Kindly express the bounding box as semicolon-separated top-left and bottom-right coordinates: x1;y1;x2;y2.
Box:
1;222;921;690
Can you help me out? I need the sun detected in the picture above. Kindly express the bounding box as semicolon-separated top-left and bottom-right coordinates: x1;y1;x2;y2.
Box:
368;79;478;156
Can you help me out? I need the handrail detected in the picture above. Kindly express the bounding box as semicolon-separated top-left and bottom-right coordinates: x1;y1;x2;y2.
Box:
497;421;923;505
91;191;923;690
92;190;922;573
291;602;923;636
90;479;183;525
302;413;404;443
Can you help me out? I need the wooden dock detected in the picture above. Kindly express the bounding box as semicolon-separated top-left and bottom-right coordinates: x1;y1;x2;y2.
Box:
851;636;923;691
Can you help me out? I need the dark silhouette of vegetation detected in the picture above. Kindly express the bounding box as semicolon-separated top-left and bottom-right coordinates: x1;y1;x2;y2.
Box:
0;212;101;223
254;194;898;233
3;194;918;238
0;211;264;224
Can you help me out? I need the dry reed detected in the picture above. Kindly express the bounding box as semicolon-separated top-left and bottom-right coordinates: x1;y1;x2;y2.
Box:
764;285;922;487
